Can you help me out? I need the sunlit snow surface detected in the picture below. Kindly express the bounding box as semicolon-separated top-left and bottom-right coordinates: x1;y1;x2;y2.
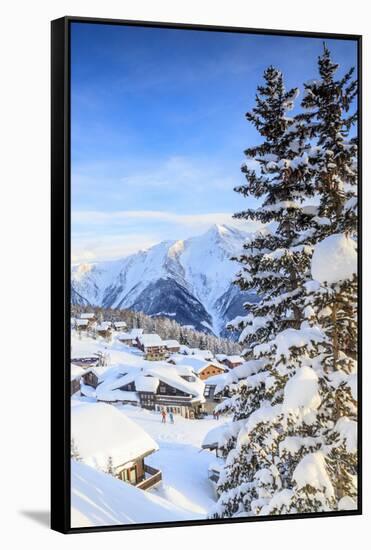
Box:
71;331;230;526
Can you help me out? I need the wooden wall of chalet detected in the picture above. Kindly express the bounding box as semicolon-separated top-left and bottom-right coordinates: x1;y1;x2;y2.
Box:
117;458;145;485
70;378;81;396
82;371;99;388
198;365;224;380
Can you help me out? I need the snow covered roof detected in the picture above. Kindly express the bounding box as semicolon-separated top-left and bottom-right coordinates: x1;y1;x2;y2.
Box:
130;328;144;338
82;365;109;377
188;348;214;359
113;321;127;327
80;382;97;399
215;354;227;361
138;334;164;347
71;364;85;381
71;402;158;470
170;355;224;374
71;460;198;527
146;364;205;399
224;355;244;364
208;461;224;473
135;374;159;393
80;313;95;319
117;332;134;340
96;322;112;331
202;421;242;449
204;372;229;390
76;319;89;327
96;362;205;402
117;328;144;340
205;359;267;394
95;367;138;402
163;340;180;348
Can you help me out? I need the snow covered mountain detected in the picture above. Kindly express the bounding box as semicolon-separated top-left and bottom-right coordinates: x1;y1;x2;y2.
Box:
71;224;257;336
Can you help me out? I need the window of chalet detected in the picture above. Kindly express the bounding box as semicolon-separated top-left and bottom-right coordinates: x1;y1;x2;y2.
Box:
119;382;134;391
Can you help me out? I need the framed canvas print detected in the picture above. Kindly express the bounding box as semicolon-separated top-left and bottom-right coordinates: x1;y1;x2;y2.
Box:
51;16;362;533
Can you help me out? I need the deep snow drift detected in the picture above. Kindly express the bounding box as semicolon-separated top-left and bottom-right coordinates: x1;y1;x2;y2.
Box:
71;460;199;527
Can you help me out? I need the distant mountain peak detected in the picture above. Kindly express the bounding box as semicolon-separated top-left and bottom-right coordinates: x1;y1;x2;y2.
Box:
204;223;235;236
71;224;253;336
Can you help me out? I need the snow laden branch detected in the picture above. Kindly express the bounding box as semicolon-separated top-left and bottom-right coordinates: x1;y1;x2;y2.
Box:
211;46;358;519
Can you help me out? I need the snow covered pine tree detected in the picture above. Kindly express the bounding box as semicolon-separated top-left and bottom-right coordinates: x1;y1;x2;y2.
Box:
212;48;358;518
282;45;358;513
212;65;316;518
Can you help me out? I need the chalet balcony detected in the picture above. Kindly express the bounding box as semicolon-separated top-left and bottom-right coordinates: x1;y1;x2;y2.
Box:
136;464;162;491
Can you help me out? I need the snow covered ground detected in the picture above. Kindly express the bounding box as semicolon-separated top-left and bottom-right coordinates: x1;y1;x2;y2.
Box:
71;331;230;526
117;404;226;516
71;460;198;527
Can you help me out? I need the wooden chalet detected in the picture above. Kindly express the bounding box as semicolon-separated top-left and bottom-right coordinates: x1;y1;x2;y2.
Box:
72;403;162;491
168;355;225;381
202;372;229;414
70;355;101;368
78;312;97;329
130;328;144;345
221;355;244;369
95;321;112;338
117;328;144;346
70;364;84;396
113;321;127;331
137;334;166;361
80;312;96;321
81;368;100;389
117;331;134;344
197;363;225;381
75;319;89;331
96;364;206;419
163;340;181;353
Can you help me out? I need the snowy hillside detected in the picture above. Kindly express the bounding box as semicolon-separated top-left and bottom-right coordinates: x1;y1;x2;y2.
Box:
72;224;257;336
71;460;199;527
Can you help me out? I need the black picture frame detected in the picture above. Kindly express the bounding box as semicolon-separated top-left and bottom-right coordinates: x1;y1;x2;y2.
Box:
51;15;362;534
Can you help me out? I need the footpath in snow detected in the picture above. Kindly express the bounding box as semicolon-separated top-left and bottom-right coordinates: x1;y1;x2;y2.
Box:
118;405;227;517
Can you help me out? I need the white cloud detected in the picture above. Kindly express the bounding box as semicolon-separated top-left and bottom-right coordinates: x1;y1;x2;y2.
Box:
71;154;241;204
71;210;260;262
72;209;239;228
71;233;159;264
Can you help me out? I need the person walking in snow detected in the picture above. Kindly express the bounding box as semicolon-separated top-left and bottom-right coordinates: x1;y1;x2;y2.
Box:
161;409;167;423
169;411;174;424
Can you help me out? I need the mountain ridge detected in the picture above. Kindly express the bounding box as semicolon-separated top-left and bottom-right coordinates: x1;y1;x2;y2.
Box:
71;224;257;336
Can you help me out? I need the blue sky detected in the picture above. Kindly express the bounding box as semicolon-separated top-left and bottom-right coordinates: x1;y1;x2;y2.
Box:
71;22;357;262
